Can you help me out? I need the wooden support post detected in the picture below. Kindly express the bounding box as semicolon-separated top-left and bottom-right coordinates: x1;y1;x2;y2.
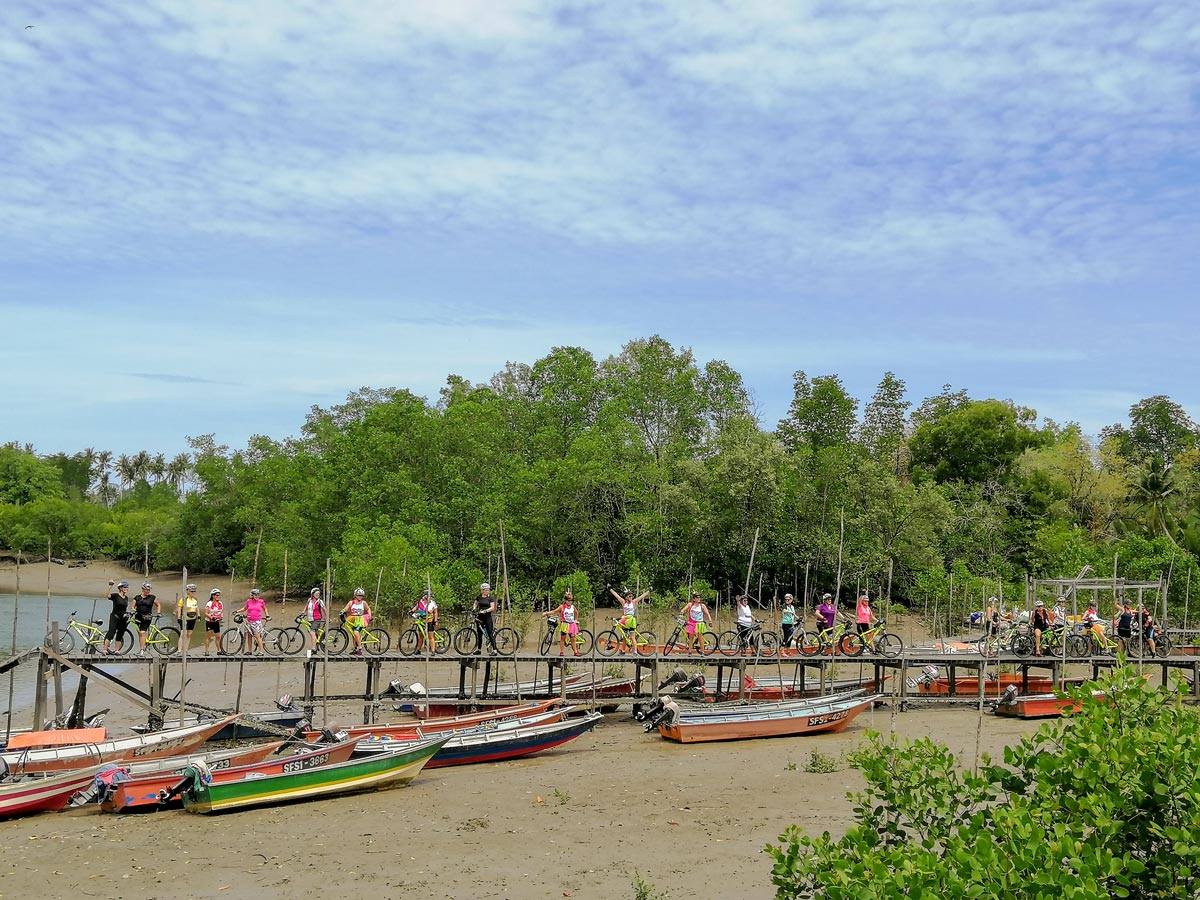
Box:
50;622;64;719
31;651;48;730
302;660;316;721
67;663;90;728
234;660;245;713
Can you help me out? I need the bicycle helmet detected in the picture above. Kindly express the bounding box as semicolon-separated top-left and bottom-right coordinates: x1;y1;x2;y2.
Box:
210;588;222;597
310;587;321;596
784;593;793;600
1034;600;1044;607
116;581;129;589
480;582;490;591
353;588;365;597
250;588;261;596
142;582;152;590
186;583;196;591
624;589;633;597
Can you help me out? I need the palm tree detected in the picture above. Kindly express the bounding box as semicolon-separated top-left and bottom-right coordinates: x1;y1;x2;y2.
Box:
96;473;118;509
1129;457;1178;542
166;453;192;495
115;454;137;494
90;449;113;502
147;452;167;484
131;450;151;484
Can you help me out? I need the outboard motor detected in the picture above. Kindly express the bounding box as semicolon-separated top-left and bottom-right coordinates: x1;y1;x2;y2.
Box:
998;685;1019;708
318;727;349;744
906;664;941;690
275;693;296;711
676;672;705;696
634;697;664;722
657;667;687;691
642;699;680;732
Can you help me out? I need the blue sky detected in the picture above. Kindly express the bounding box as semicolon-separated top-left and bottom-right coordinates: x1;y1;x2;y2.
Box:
1;1;1197;456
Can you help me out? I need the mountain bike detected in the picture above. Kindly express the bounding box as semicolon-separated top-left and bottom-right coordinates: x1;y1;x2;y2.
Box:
798;620;856;656
660;617;717;655
218;613;289;655
841;620;905;658
129;615;181;656
1079;623;1121;657
538;615;593;656
1035;625;1089;659
399;613;451;656
45;611;135;656
277;616;328;656
1128;623;1171;659
973;623;1027;658
327;614;390;656
453;611;519;655
597;617;657;656
717;620;780;656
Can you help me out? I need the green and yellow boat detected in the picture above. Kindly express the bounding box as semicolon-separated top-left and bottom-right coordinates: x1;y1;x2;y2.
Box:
178;734;448;814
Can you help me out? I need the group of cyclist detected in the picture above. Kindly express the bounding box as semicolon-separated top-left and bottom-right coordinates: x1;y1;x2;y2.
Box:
1021;596;1160;656
99;580;385;656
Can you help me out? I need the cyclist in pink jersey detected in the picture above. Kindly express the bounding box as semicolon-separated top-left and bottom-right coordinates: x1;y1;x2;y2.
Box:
240;588;268;655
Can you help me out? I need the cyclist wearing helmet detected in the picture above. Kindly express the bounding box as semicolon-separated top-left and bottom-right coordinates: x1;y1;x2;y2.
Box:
472;582;497;654
132;582;160;656
176;584;200;648
103;580;130;655
780;594;798;646
608;583;650;653
341;588;371;656
303;587;325;655
240;587;268;655
204;589;224;654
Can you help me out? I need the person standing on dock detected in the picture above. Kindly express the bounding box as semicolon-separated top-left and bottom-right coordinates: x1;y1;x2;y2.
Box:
735;594;755;649
856;592;875;636
609;585;648;653
176;584;200;653
303;587;325;656
133;582;160;656
473;582;498;654
543;590;581;656
780;594;797;646
204;589;224;654
1031;600;1053;656
241;588;268;655
341;588;371;656
102;580;130;655
816;593;838;636
409;589;438;653
682;592;712;652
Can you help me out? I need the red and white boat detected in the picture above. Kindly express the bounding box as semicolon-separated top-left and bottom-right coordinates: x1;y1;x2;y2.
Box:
0;765;105;818
0;715;240;774
309;699;564;741
649;692;878;743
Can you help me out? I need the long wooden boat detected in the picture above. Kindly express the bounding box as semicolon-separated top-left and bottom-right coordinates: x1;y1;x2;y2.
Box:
131;709;306;741
993;691;1090;719
913;673;1086;697
656;693;879;744
179;735;448;814
333;707;569;745
0;765;105;818
99;740;296;812
0;715;241;774
353;712;604;768
317;699;563;740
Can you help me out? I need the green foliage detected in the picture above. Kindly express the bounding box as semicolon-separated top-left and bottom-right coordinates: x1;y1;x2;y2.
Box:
0;446;64;505
910;399;1046;484
766;666;1200;899
802;749;843;773
550;571;593;614
631;872;668;900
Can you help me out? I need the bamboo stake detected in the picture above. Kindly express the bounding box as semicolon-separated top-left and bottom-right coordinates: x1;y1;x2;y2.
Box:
44;538;52;630
144;539;149;578
834;508;845;604
802;561;810;625
498;519;511;625
251;525;263;588
1184;566;1192;631
323;558;331;727
742;527;760;598
179;567;188;727
281;548;288;606
374;567;384;607
5;552;21;740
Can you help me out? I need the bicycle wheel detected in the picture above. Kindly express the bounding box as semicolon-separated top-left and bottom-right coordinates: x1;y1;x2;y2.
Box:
716;631;741;656
328;628;350;654
973;638;994;657
278;627;305;656
570;630;593;656
1155;634;1173;658
455;627;480;655
798;631;822;656
1066;634;1089;659
263;627;289;655
153;627;181;656
398;627;420;656
596;630;621;657
758;631;780;657
219;628;244;655
635;630;657;656
117;627;138;655
877;633;904;658
494;627;519;655
539;629;554;655
46;628;76;654
432;627;453;655
364;627;390;655
841;633;865;658
661;630;681;655
1011;633;1033;658
699;631;719;655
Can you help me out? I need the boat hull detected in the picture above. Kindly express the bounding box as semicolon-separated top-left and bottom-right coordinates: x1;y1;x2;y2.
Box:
181;737;447;814
0;765;104;818
658;695;878;743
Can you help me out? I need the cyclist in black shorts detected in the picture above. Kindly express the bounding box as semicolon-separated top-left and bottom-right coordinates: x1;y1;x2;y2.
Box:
132;582;160;656
473;582;498;653
102;580;130;655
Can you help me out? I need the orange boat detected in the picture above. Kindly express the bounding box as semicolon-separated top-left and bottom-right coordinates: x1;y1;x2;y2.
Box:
993;692;1090;719
911;669;1085;697
653;693;879;743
